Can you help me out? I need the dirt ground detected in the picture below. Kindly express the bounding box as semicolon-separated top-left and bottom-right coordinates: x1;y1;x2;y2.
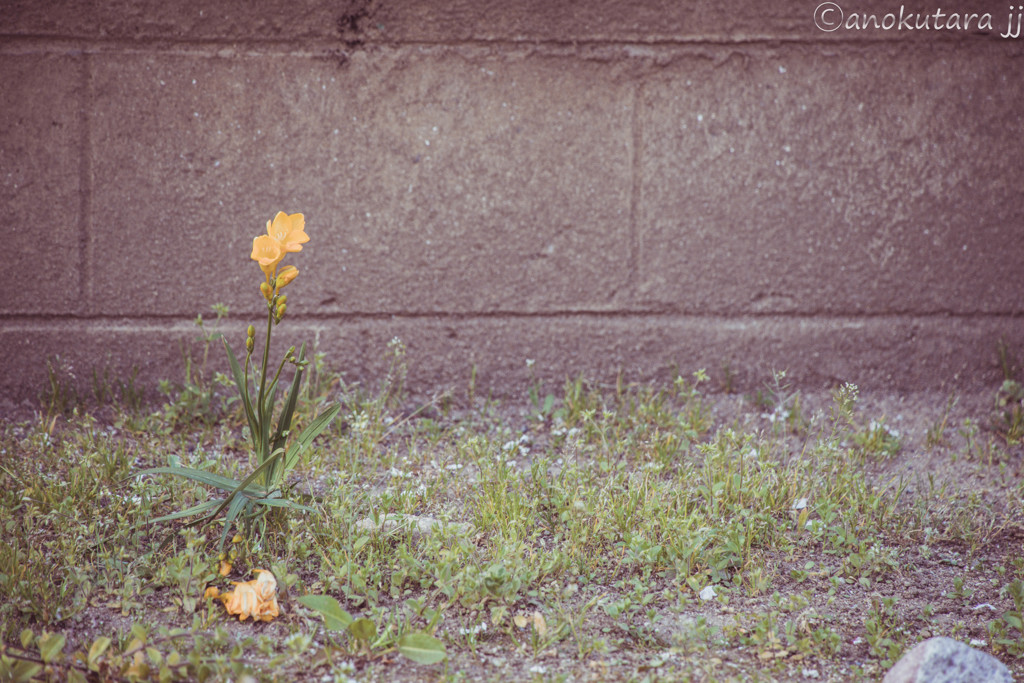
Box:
3;386;1023;682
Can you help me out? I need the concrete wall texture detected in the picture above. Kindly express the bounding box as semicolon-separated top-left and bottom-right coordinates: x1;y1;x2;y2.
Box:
2;0;1023;408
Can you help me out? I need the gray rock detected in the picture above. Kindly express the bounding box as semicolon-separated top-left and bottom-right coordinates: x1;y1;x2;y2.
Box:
883;637;1013;683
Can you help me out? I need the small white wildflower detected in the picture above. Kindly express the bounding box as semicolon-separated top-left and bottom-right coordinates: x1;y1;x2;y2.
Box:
528;665;547;674
350;410;370;433
283;632;310;653
969;638;987;648
502;440;517;452
525;359;535;369
458;622;487;636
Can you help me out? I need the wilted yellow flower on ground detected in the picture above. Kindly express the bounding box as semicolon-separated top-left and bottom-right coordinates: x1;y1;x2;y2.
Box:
267;212;309;253
205;569;280;622
251;235;284;279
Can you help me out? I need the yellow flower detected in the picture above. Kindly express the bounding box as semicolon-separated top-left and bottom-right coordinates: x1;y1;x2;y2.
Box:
275;265;298;288
210;569;280;622
251;235;284;279
266;212;309;253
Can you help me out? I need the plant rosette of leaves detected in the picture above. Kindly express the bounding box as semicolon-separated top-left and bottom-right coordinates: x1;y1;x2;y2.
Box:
137;211;340;550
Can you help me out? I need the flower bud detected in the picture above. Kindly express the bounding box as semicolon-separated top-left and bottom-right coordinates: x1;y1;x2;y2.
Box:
276;303;286;319
247;325;256;339
276;265;298;288
277;295;287;307
260;282;273;300
246;337;254;353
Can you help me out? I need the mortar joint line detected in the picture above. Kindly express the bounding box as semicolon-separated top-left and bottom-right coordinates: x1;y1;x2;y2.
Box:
627;81;643;303
1;34;1011;57
77;51;92;313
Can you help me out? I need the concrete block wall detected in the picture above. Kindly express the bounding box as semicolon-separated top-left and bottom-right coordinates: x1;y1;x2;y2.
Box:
2;1;1023;409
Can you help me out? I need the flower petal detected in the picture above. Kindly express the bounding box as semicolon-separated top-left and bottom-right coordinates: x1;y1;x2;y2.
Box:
268;212;309;253
214;570;280;622
251;235;284;279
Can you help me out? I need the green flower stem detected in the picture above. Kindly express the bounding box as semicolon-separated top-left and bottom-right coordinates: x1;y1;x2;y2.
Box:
269;355;290;394
256;294;275;461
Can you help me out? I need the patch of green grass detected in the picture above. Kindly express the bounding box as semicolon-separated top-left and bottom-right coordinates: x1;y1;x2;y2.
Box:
2;364;1023;681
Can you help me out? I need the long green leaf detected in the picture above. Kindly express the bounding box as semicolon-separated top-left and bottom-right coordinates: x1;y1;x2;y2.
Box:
253;497;316;513
203;450;282;525
283;404;341;474
272;343;306;455
223;338;258;443
262;376;279;430
259;373;278;472
217;491;251;551
146;499;224;525
136;466;245;493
